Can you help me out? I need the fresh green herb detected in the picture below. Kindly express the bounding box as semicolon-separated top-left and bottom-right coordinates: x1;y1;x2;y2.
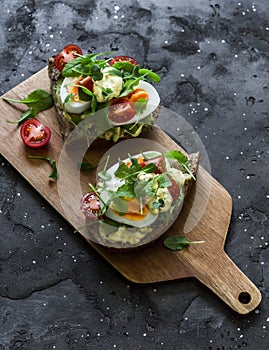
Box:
138;68;161;82
151;198;165;209
157;173;172;188
78;161;97;171
134;179;156;198
114;161;132;179
115;162;156;182
165;150;195;180
27;155;58;179
62;52;111;78
64;94;74;105
115;183;136;198
112;61;135;73
134;98;148;115
98;155;112;181
76;85;97;112
163;236;204;251
3;90;54;124
102;87;113;99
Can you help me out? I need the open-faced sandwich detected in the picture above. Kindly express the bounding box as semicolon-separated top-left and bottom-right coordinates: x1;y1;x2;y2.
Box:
80;149;199;250
48;44;161;142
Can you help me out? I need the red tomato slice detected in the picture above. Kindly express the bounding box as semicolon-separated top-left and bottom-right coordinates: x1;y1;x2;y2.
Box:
62;44;82;57
109;99;136;124
54;53;66;72
79;76;94;92
143;155;166;174
109;55;137;66
81;192;102;219
54;44;82;72
20;119;51;148
167;177;181;202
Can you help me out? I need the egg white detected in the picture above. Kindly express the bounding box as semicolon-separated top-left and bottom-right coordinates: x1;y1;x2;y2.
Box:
108;80;160;126
100;151;161;228
60;77;91;114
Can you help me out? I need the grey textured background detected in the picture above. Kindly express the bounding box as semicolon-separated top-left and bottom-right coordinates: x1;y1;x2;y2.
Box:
0;0;269;349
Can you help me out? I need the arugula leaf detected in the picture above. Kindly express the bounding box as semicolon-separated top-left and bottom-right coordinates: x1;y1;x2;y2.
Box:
4;89;54;124
112;61;135;73
157;173;172;188
134;98;148;114
138;68;161;82
116;183;136;198
76;85;97;112
165;150;195;180
89;63;103;81
62;52;111;78
151;198;165;209
7;108;33;124
134;179;155;198
114;161;132;179
27;155;58;179
78;87;92;101
101;87;113;99
163;236;204;251
140;163;156;174
62;56;84;77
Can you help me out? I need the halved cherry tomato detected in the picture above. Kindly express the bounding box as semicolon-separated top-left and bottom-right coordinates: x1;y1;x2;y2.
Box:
167;177;180;202
143;155;166;174
54;44;83;72
81;192;102;219
20;119;51;148
109;98;136;124
109;55;137;66
79;76;94;92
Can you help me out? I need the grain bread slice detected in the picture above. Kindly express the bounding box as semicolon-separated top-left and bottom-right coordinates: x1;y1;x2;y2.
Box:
87;151;200;251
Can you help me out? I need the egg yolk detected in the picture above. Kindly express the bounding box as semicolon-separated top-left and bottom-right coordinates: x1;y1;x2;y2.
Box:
112;198;148;221
67;79;81;102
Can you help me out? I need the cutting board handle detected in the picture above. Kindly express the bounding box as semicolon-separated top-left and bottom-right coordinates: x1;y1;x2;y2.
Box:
189;250;262;314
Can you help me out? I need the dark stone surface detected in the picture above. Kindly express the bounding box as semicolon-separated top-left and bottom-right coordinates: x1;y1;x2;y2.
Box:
0;0;269;349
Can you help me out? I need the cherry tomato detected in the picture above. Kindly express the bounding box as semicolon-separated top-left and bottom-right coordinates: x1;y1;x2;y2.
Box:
109;55;137;66
80;192;102;219
20;119;51;148
143;156;166;174
167;177;180;202
54;44;83;72
79;76;94;92
109;98;136;124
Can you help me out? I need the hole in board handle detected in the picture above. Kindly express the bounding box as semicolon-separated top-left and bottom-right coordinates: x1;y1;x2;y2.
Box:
238;292;252;304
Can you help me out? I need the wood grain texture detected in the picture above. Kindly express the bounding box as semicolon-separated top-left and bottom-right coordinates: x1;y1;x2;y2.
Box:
0;67;261;314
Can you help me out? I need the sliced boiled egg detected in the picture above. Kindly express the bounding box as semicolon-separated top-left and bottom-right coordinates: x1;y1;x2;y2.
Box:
108;80;160;126
60;77;91;114
105;198;158;228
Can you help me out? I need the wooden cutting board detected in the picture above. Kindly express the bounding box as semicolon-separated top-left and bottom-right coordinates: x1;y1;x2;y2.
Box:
0;67;261;314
